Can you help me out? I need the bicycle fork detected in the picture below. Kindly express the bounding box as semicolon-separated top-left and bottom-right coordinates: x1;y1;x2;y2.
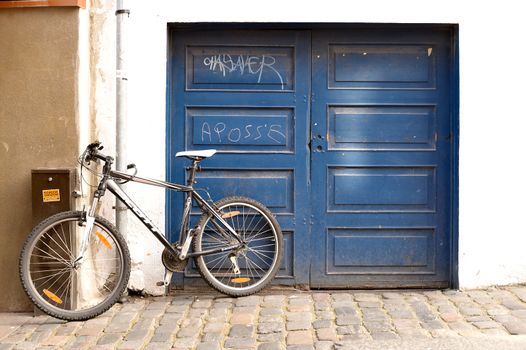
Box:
74;197;100;266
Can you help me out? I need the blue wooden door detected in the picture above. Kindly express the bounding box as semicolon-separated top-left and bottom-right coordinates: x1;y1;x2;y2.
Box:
168;26;455;289
310;28;453;288
167;29;311;286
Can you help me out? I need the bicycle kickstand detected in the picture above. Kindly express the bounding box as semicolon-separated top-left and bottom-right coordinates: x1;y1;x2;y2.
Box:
157;269;173;295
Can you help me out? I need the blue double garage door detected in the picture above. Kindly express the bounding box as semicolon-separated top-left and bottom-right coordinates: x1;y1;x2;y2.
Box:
167;25;456;288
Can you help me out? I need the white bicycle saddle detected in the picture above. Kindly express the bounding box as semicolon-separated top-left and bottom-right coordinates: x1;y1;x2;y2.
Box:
175;149;217;159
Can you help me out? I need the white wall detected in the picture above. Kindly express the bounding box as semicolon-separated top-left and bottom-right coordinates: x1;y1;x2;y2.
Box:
104;0;526;291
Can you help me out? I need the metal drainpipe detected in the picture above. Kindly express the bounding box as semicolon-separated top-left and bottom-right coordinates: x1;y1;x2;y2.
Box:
115;0;130;235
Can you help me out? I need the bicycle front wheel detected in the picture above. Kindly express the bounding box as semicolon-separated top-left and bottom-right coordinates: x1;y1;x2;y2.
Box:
19;211;130;321
193;196;283;296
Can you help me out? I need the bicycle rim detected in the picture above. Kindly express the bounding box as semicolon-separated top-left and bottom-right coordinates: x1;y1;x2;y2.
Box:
196;199;281;294
22;215;126;317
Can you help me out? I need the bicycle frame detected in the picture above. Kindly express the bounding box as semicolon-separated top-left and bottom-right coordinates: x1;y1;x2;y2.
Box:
87;166;243;260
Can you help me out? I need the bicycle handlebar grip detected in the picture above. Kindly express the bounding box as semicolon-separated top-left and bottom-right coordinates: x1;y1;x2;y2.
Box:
87;141;103;150
84;141;104;163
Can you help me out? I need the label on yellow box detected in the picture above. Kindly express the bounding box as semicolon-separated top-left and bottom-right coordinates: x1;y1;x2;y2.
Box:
42;189;60;203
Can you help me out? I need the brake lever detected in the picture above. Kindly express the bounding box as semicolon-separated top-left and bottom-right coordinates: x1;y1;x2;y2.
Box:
114;163;137;184
127;163;138;176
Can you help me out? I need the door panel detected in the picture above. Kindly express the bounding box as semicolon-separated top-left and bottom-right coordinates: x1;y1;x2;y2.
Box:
310;28;452;288
167;29;311;285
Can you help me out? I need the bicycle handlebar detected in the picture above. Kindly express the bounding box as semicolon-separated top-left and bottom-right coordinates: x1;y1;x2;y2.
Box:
84;141;113;164
82;142;138;185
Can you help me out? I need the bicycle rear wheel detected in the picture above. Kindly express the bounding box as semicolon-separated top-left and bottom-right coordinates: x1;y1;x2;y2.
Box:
193;196;283;296
19;211;130;321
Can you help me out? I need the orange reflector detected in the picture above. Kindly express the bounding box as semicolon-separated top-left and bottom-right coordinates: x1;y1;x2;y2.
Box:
222;211;241;219
231;277;251;284
43;289;63;304
96;231;112;250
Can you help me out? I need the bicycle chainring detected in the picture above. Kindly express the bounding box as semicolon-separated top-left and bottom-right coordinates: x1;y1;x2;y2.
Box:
161;244;188;272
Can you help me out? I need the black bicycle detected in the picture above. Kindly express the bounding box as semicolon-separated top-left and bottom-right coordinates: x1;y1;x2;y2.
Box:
19;142;283;320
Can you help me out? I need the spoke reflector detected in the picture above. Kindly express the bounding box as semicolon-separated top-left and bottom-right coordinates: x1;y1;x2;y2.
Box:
96;232;112;250
43;289;63;304
222;211;241;219
231;277;251;284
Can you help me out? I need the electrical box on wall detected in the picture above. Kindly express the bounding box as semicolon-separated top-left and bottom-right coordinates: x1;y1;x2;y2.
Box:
31;169;75;225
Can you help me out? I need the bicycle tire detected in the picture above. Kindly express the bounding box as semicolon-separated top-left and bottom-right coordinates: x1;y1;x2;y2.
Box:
193;196;283;296
19;211;130;321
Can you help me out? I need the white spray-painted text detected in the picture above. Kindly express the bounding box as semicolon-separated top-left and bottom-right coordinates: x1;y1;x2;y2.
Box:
202;54;285;90
201;122;286;144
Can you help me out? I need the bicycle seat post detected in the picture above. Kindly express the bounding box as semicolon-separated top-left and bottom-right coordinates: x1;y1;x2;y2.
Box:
186;159;200;187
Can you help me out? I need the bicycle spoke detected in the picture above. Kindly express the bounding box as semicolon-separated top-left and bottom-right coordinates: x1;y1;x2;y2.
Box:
56;270;73;309
31;266;70;282
201;233;229;246
201;237;231;248
244;213;258;236
247;247;274;262
34;244;70;265
53;270;73;307
30;267;71;274
234;206;244;239
243;254;269;275
219;258;235;285
242;205;246;239
243;254;258;282
82;257;120;262
30;261;68;266
245;224;273;242
79;267;118;294
37;269;70;297
245;235;274;244
42;231;72;262
248;242;277;250
206;253;230;272
51;226;74;261
58;222;71;255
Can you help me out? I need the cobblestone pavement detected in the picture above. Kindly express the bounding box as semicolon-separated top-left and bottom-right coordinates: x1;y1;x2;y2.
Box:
1;286;526;349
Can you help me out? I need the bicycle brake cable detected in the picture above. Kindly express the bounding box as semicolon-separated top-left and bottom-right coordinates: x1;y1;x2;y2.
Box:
195;188;214;204
76;151;102;195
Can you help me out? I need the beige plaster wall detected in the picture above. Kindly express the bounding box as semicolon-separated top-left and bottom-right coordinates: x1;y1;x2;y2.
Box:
0;7;82;311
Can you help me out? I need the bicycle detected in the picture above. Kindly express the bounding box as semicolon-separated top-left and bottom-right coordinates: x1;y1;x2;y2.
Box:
19;141;283;321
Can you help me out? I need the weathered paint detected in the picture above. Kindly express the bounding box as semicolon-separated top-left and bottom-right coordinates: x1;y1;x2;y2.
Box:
0;7;84;311
119;0;526;290
168;26;455;289
310;27;453;288
167;29;311;287
2;2;522;311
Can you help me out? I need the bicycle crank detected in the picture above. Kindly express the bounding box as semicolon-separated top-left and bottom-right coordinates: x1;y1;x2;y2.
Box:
161;244;188;272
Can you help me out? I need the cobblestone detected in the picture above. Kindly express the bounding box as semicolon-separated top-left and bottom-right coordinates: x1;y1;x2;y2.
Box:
312;320;332;329
286;320;311;331
224;336;257;348
286;330;313;346
258;322;283;334
196;341;221;350
2;286;526;348
229;324;254;337
257;341;282;350
316;327;337;341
